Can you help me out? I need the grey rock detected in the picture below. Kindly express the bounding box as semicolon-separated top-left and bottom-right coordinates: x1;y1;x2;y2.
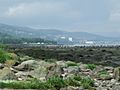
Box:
14;60;38;71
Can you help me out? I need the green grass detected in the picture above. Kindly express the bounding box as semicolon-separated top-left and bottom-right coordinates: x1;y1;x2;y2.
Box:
0;75;94;89
67;61;78;67
45;59;57;63
97;70;109;76
0;48;13;63
86;64;96;70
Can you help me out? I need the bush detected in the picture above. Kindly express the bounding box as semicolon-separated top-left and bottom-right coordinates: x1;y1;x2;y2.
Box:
0;49;13;63
86;64;96;70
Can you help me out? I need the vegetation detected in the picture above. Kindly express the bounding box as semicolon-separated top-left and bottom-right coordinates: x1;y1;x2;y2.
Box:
0;48;13;63
0;37;57;44
13;46;120;67
67;61;78;67
0;75;94;89
45;59;57;63
86;64;96;70
97;70;109;76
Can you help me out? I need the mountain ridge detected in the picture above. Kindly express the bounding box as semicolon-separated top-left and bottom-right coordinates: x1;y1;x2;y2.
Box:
0;23;118;44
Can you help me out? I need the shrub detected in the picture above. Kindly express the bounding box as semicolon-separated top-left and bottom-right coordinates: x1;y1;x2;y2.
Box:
86;64;96;70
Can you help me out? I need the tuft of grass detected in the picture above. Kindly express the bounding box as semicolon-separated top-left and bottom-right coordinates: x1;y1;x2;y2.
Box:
97;70;109;77
81;77;94;89
45;59;57;63
0;48;13;63
86;64;96;70
67;61;78;67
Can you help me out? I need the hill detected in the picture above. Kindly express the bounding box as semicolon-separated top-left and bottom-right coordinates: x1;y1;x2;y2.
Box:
0;23;116;44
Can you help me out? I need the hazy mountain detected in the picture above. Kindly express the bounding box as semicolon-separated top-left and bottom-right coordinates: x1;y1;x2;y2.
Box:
0;23;116;44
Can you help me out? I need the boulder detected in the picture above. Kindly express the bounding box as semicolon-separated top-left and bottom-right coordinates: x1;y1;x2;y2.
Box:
29;66;47;81
46;63;63;79
0;67;17;80
14;60;38;71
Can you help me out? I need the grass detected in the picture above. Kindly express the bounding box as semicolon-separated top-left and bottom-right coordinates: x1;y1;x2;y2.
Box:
86;64;96;70
67;61;78;67
45;59;57;63
0;48;13;63
97;70;109;78
0;75;94;89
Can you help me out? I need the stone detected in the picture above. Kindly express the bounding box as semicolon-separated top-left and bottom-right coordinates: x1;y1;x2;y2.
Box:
67;86;83;90
113;67;120;81
30;66;47;81
0;63;4;69
67;66;80;74
0;67;17;80
46;63;62;79
20;55;33;62
14;60;38;71
56;61;67;68
15;71;33;80
112;85;120;90
96;86;108;90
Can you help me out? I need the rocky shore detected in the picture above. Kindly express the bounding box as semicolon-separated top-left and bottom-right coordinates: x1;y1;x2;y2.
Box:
0;54;120;90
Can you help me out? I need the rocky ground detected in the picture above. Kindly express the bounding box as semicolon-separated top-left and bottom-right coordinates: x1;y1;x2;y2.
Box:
0;54;120;90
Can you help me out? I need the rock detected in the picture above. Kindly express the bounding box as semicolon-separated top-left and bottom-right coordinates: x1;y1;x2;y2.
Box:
104;66;113;73
67;66;80;74
67;86;84;90
14;60;38;71
15;71;32;80
111;79;117;85
0;67;17;80
112;85;120;90
56;61;67;68
93;65;104;75
3;72;17;80
96;86;108;90
97;74;113;80
113;67;120;81
79;64;86;70
30;66;47;81
104;66;113;71
46;63;63;79
20;55;33;62
0;63;4;69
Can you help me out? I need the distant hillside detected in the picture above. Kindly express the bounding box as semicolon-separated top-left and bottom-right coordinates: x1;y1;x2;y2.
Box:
0;23;116;44
0;24;56;44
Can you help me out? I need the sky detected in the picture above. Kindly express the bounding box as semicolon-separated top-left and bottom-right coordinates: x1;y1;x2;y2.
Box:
0;0;120;36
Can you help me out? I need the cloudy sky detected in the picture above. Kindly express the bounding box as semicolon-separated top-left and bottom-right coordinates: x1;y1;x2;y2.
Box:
0;0;120;36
